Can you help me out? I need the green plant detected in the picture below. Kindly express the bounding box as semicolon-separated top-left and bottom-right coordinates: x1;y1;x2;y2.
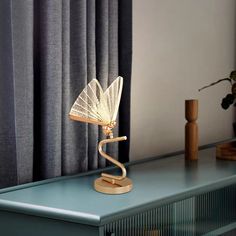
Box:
199;71;236;110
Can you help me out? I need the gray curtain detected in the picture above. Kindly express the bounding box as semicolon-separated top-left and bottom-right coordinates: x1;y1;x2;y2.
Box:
0;0;132;188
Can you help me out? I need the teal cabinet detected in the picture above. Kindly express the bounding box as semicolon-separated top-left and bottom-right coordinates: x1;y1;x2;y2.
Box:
1;146;236;235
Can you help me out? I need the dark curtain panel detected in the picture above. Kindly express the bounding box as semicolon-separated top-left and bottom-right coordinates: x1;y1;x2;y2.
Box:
118;0;132;163
0;0;132;188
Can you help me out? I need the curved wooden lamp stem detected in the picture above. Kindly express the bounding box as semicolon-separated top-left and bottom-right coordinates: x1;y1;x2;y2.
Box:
98;136;127;184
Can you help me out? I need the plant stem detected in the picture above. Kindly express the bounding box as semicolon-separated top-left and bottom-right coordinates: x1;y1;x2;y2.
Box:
198;78;232;92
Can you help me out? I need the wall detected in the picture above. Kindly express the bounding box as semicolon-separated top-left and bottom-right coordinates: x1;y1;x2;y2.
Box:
130;0;236;160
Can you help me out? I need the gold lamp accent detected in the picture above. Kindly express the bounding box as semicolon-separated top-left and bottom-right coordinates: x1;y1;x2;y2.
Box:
69;77;132;194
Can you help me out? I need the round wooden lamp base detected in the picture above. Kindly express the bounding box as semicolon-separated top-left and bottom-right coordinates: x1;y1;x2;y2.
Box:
94;177;133;194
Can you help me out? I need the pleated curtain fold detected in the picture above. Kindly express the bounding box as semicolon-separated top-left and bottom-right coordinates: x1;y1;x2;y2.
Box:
0;0;132;188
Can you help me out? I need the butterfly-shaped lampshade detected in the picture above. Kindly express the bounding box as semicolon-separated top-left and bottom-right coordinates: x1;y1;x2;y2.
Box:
69;77;123;136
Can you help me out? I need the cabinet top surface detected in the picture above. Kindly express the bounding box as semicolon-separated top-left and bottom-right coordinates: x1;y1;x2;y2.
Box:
1;147;236;226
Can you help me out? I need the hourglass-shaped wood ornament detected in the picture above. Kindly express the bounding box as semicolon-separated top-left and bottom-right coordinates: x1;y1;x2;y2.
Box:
69;77;133;194
185;99;199;160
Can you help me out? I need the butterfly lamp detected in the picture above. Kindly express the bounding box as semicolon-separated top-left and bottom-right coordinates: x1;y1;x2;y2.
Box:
69;77;133;194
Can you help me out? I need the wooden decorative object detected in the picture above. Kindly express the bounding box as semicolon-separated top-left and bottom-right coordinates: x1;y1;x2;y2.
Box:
185;99;198;160
69;77;132;194
216;141;236;160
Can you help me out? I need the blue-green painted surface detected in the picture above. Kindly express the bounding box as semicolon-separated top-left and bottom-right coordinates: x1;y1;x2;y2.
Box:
202;222;236;236
0;210;99;236
1;147;236;227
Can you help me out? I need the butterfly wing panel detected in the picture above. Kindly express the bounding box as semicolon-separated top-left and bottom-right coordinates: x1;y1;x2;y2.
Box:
104;76;123;122
69;79;110;126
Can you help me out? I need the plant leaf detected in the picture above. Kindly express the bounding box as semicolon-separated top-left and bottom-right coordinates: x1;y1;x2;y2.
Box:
230;71;236;81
